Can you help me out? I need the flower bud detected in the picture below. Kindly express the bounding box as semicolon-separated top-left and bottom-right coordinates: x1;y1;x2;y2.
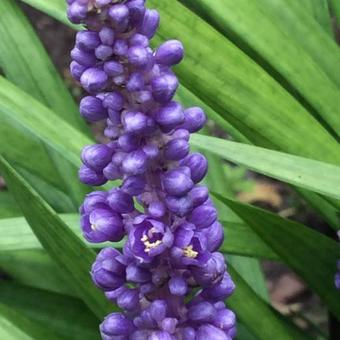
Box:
180;107;207;133
102;91;124;111
71;47;97;67
129;33;149;47
188;301;215;322
81;144;113;171
196;325;229;340
76;31;100;51
67;2;87;24
80;68;108;93
151;73;178;103
107;188;134;213
121;175;146;196
123;112;149;134
127;72;145;92
188;205;217;229
148;201;166;218
95;44;113;60
139;9;160;38
202;273;235;300
83;191;108;214
108;4;129;31
165;195;193;217
168;276;187;296
126;263;151;283
80;96;107;122
99;27;115;45
162;168;194;197
103;162;121;181
79;165;107;186
204;221;224;252
100;313;135;338
156;101;184;131
155;40;184;66
127;46;149;68
70;61;87;81
116;287;139;310
164;138;189;161
189;186;209;207
180;153;208;183
113;39;128;56
212;309;236;332
103;60;124;76
122;150;148;175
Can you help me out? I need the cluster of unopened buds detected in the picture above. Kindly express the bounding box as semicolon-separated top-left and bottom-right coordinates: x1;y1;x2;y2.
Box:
67;0;236;338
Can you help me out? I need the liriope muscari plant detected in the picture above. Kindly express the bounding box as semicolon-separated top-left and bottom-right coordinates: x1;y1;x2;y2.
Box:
67;0;236;338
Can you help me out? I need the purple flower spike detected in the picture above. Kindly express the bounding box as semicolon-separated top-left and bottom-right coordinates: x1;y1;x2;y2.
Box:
69;0;235;337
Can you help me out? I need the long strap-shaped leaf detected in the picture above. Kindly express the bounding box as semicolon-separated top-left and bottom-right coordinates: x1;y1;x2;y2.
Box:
0;282;100;340
0;303;64;340
214;193;340;319
0;155;112;319
227;265;311;340
0;0;86;133
192;134;340;200
182;0;340;135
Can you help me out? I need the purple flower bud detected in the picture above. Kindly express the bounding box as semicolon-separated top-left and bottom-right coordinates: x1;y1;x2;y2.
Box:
188;205;217;229
161;318;178;334
165;195;193;217
80;68;108;93
71;47;97;67
81;208;124;243
100;313;135;338
126;263;151;283
79;165;107;186
139;9;160;38
189;186;209;207
91;248;125;290
164;138;189;161
67;2;87;24
113;39;128;56
204;221;224;252
123;112;149;134
188;301;215;322
80;96;107;122
107;188;134;213
192;253;226;287
103;162;121;181
127;46;149;68
202;273;235;301
76;31;100;51
212;309;236;331
180;153;208;183
118;134;139;152
117;287;139;310
151;73;178;103
99;27;115;46
196;325;229;340
171;128;190;141
95;45;114;60
148;201;166;218
95;0;112;8
127;72;145;92
81;144;113;171
142;144;159;160
122;150;148;175
108;4;129;31
101;91;124;111
155;40;184;66
162;168;194;197
168;276;187;296
70;61;87;81
180;327;196;340
149;331;172;340
127;0;146;25
103;60;124;76
121;175;146;196
83;191;108;213
180;107;207;133
155;101;184;131
149;300;167;323
130;33;149;47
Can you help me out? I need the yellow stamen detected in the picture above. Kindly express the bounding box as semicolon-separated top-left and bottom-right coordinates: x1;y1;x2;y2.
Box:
183;245;198;258
141;233;162;253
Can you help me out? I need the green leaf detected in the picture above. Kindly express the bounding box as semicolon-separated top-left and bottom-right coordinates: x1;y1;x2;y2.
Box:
0;303;63;340
182;0;340;135
191;134;340;200
0;155;111;319
0;0;86;133
303;0;333;36
228;264;310;340
215;194;340;319
0;191;21;218
0;76;92;207
330;0;340;25
0;282;99;340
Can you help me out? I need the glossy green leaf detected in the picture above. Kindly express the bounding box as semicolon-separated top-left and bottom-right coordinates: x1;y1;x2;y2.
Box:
0;155;111;319
182;0;340;135
191;134;340;200
0;0;86;132
0;191;21;218
0;282;99;340
215;194;340;318
0;303;63;340
0;76;92;207
228;265;310;340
